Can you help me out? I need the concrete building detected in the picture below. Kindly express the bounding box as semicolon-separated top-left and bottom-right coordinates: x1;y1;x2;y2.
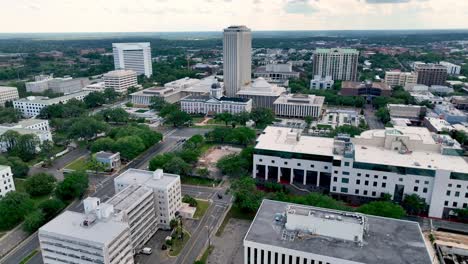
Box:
440;61;461;75
340;81;392;99
223;25;252;97
310;75;334;90
388;104;426;121
103;70;138;94
423;117;454;134
318;109;363;129
13;91;89;118
48;77;90;94
0;86;19;106
164;77;200;90
434;104;468;124
25;75;54;93
384;71;418;87
410;91;444;105
0;119;53;152
237;77;286;109
415;63;448;86
254;63;299;86
312;48;359;81
83;82;106;93
105;185;158;251
95;151;121;171
451;96;468;110
244;199;431;264
429;85;454;95
112;43;152;77
114;169;182;229
253;126;468;218
274;94;324;118
0;165;15;198
39;210;134;264
405;84;429;92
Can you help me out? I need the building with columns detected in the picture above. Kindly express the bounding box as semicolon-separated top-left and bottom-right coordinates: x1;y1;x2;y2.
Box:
273;94;324;118
237;77;286;110
243;199;431;264
252;126;468;219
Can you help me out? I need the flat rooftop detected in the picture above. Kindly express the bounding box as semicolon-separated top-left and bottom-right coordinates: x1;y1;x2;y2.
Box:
14;91;90;105
255;126;334;157
115;168;179;189
106;185;152;213
245;200;432;264
39;210;128;245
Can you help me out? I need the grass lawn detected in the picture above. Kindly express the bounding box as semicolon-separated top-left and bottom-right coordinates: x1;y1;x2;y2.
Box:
191;117;206;124
168;230;191;257
193;199;210;219
64;157;90;171
207;119;226;125
198;245;214;263
19;250;38;264
215;206;256;237
181;176;221;187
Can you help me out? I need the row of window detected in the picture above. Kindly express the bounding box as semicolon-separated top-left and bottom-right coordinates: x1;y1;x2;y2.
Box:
246;247;330;264
444;201;468;209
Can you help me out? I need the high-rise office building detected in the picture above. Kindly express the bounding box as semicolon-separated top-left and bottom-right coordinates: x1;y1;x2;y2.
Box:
312;48;359;81
223;25;252;97
415;63;448;86
112;43;153;77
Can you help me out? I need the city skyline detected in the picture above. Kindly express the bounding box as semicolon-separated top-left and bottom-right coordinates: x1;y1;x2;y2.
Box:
1;0;468;33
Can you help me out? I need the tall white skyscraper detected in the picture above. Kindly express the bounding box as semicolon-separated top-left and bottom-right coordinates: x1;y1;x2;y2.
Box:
112;42;153;77
223;25;252;97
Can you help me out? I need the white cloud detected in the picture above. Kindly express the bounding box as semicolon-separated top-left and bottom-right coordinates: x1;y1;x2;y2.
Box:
0;0;466;32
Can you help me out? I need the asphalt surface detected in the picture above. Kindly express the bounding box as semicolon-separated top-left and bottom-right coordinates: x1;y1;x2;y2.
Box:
364;104;385;129
1;127;212;264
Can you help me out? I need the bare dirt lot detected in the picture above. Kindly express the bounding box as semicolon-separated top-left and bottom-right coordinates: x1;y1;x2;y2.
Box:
198;146;242;177
207;218;251;264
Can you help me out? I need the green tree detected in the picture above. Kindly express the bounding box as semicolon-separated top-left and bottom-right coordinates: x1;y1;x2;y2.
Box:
0;156;29;178
375;107;391;124
163;156;191;176
103;88;119;103
304;116;313;128
215;112;233;126
149;153;176;171
196;167;210;177
0;192;35;229
402;194;427;215
233;112;251;126
88;157;107;173
250;108;275;128
357;201;406;219
178;149;201;164
98;108;130;124
231;177;263;213
67;117;109;141
55;171;89;201
24;173;56;197
113;136;146;160
23;210;46;233
90;137;116;153
165;110;192;127
84;92;106;108
150;97;170;112
38;198;65;221
0;107;21;123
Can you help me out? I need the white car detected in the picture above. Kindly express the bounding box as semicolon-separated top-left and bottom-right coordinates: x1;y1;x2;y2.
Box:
141;247;152;255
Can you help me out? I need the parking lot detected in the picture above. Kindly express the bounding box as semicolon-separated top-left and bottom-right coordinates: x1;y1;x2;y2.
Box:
207;219;251;264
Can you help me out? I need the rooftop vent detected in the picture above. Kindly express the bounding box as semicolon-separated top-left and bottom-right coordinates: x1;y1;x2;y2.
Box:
153;169;163;180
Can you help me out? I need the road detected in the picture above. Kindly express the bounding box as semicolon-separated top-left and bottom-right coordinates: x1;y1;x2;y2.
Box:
1;127;212;264
363;104;384;129
28;147;89;180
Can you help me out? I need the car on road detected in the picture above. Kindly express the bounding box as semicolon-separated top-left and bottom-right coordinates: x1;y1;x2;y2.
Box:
141;247;152;255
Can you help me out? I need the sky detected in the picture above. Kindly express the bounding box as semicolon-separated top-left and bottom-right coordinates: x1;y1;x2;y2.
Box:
1;0;467;33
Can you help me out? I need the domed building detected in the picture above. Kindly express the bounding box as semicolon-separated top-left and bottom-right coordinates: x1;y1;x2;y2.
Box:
236;77;286;109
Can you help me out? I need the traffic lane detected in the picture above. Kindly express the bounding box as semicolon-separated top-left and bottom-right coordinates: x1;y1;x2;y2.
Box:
3;236;40;264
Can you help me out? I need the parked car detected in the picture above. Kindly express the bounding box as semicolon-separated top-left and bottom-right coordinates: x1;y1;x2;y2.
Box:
141;247;152;255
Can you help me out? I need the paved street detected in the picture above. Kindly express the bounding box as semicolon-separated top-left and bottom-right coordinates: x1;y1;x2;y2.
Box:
0;127;212;264
363;104;384;129
28;147;89;180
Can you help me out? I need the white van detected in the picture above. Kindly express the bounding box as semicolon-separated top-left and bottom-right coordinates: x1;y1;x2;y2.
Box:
141;247;152;255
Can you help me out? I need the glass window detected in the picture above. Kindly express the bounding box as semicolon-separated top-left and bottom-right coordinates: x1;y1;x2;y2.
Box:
344;161;350;166
341;187;348;193
342;178;349;184
414;186;419;192
446;190;451;196
343;171;350;175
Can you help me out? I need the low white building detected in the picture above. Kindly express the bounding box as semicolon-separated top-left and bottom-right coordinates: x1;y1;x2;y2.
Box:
0;165;15;198
39;210;134;264
95;151;121;171
103;70;138;94
310;75;334;90
388;104;426;120
274;94;324;118
48;77;90;94
83;82;106;92
440;61;461;75
253;126;468;219
0;86;19;106
410;91;444;105
25;75;54;93
0;119;53;152
237;77;286;109
429;85;454;95
114;169;182;229
13;91;89;118
244;199;432;264
318;109;363;128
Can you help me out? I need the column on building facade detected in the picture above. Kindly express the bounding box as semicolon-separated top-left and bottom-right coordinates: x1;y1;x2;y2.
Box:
277;167;281;182
289;169;293;184
317;171;321;187
265;166;269;181
303;170;307;185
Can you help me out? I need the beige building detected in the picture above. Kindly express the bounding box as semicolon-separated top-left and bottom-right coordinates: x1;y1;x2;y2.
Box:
274;94;324;118
312;48;359;81
103;70;138;94
0;86;19;106
237;77;286;109
384;71;418;87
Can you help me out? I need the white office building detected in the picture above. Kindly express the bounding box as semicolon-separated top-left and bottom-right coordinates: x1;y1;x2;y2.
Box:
48;77;90;94
39;210;134;264
274;94;324;118
223;25;252;97
237;77;286;109
254;63;300;86
0;86;19;106
13;91;89;118
253;126;468;219
312;48;359;81
103;70;138;94
310;75;334;90
112;43;152;77
84;82;106;93
0;119;53;152
101;184;158;252
244;199;432;264
384;71;418;87
26;75;54;93
440;61;461;75
114;169;182;229
0;165;15;198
